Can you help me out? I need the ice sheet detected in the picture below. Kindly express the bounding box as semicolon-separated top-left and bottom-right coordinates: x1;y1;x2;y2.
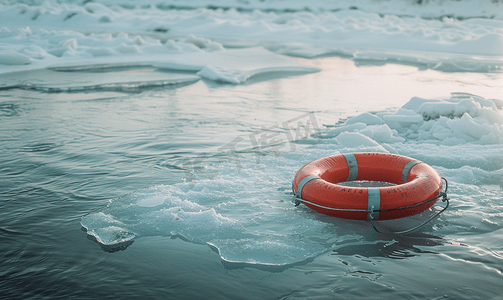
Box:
1;1;501;73
0;68;201;91
155;47;320;83
0;27;319;84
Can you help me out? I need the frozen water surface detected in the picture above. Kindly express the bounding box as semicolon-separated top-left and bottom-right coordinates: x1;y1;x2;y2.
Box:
3;55;500;298
1;0;503;299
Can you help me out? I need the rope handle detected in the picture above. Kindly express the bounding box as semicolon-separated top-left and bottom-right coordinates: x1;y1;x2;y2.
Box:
369;177;450;234
294;177;450;235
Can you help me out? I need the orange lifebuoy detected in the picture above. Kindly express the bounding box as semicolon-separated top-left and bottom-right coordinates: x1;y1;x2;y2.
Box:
293;153;443;221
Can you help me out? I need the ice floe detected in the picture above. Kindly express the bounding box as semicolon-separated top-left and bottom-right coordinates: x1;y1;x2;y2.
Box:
337;93;503;146
0;26;319;84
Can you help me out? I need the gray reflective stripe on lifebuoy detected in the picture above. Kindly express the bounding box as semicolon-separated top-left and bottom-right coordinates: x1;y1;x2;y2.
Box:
342;153;358;181
367;188;381;221
295;176;320;199
402;160;421;183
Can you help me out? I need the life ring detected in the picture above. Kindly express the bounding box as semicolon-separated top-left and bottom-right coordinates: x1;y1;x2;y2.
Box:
293;153;443;221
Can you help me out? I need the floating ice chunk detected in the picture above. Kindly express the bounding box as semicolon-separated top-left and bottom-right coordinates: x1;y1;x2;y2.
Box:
455;100;481;116
0;51;31;65
0;69;201;92
447;113;493;140
432;126;456;141
335;132;379;147
165;40;202;53
389;108;419;117
197;65;247;84
80;186;240;248
173;208;235;230
19;45;47;60
329;117;405;144
479;133;501;145
376;94;503;145
478;107;503;125
417;99;479;120
402;96;482;120
132;36;145;46
417;102;456;119
88;226;136;246
183;34;225;51
359;124;405;143
116;43;139;53
427;116;473;142
62;38;78;50
137;195;165;207
86;47;114;57
490;99;503;110
164;40;181;51
325;122;367;138
418;119;436;132
382;113;423;124
380;108;423;129
48;46;75;57
81;212;136;245
346;112;384;125
401;97;443;112
156;47;320;84
472;97;498;111
82;212;125;228
276;44;336;58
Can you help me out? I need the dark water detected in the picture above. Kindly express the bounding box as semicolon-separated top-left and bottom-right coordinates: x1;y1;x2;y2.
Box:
1;59;502;299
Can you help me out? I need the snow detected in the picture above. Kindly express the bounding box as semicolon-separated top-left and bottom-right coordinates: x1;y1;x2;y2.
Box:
1;0;502;77
0;51;32;65
0;27;319;83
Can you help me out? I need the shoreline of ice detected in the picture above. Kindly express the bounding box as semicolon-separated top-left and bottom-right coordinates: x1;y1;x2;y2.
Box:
3;0;501;20
1;0;502;77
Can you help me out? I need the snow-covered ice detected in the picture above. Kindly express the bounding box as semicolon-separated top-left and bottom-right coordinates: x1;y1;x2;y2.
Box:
1;0;502;78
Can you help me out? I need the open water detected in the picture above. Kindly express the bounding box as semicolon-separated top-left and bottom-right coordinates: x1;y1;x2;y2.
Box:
1;56;502;299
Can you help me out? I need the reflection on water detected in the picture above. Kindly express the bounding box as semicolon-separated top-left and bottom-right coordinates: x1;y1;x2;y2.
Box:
333;233;444;260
